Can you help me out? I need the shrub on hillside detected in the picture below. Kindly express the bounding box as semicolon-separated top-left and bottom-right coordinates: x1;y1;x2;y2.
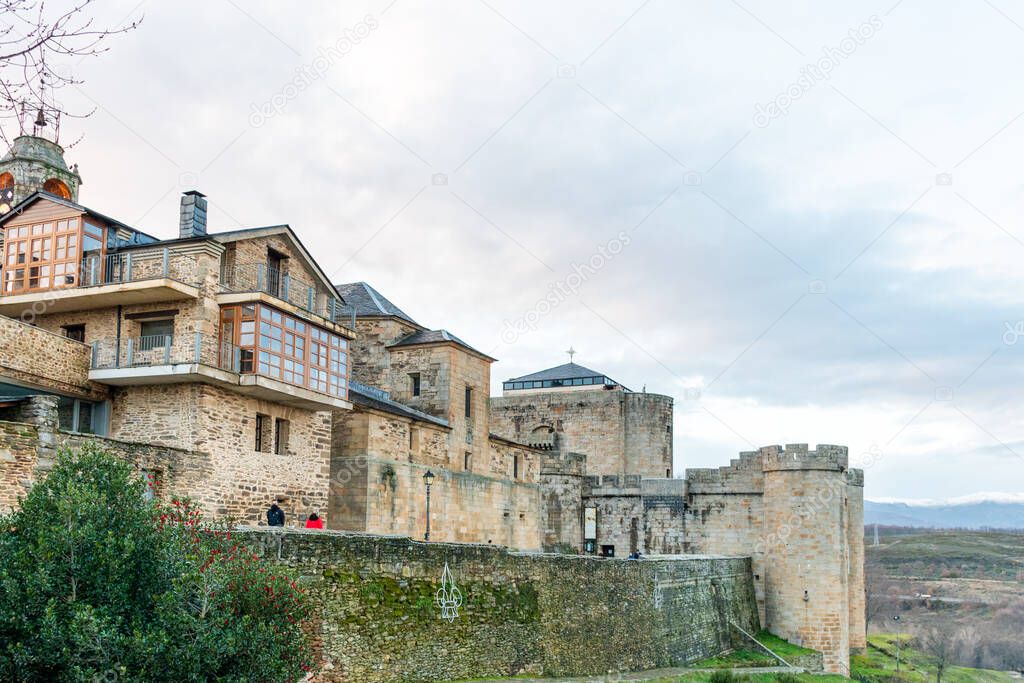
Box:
0;443;314;681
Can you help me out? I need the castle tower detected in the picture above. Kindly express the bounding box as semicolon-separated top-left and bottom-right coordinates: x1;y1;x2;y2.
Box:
0;135;82;214
761;444;855;675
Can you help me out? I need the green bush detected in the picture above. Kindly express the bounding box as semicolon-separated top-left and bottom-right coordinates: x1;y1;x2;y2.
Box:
709;670;737;683
0;443;314;681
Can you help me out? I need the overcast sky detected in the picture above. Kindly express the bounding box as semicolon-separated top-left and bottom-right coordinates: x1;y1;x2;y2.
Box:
41;0;1024;501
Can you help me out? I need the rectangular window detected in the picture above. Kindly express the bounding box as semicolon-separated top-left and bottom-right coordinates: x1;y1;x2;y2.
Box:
255;413;268;452
410;373;421;397
139;318;174;350
3;218;83;293
464;451;471;471
409;426;419;455
274;418;289;455
220;303;347;398
62;324;85;343
464;386;472;418
513;455;519;479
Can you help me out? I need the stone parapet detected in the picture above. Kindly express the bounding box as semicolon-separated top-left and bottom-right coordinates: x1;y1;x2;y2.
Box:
760;443;849;472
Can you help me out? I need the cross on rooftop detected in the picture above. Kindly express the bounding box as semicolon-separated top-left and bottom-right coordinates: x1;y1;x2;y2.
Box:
566;346;576;363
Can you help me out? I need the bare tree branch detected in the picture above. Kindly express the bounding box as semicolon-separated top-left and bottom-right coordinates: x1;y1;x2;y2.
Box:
0;0;141;145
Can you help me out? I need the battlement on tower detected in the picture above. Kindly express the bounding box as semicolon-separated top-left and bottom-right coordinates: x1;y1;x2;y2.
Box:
760;443;849;472
685;449;763;494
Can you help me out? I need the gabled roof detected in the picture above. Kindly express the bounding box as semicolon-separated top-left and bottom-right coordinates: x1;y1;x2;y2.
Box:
348;382;449;428
334;282;419;325
212;225;341;300
0;191;158;241
388;329;495;361
506;362;614;383
0;195;343;306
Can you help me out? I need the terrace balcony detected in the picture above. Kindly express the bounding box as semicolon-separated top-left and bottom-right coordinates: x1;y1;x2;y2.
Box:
0;248;201;316
88;332;351;411
218;263;351;335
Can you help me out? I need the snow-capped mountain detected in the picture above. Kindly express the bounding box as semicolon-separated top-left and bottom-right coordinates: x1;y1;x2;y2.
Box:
865;492;1024;529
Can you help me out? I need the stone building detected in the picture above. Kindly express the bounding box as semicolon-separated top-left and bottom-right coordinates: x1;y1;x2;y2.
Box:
0;137;352;524
327;282;543;549
489;360;865;673
0;135;864;676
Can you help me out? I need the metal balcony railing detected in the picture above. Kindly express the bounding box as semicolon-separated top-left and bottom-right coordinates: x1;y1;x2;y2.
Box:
79;249;199;287
89;332;238;371
219;263;344;323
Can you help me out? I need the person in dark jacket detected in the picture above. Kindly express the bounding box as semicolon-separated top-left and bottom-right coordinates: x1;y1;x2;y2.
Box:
266;500;285;527
305;512;323;529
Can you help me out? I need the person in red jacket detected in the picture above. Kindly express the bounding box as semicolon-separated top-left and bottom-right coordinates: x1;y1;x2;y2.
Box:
305;512;323;529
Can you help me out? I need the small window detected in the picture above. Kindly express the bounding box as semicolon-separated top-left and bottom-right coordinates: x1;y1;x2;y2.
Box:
139;319;174;349
666;468;671;478
464;386;473;418
600;545;615;558
409;426;420;455
513;455;519;479
255;413;269;452
464;451;471;471
62;324;85;343
410;373;421;397
274;418;289;455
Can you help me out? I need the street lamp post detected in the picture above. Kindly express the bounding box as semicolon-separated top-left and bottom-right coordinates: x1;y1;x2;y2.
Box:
892;615;902;672
423;469;434;541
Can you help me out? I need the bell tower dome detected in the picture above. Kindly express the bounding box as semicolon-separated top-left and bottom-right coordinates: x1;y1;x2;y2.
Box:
0;135;82;214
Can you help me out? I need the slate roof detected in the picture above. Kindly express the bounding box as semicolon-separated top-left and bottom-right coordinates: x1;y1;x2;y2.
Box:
334;282;419;325
348;383;449;428
506;362;616;384
388;329;494;360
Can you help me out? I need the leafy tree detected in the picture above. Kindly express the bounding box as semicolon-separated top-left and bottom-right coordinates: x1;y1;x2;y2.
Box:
0;443;315;682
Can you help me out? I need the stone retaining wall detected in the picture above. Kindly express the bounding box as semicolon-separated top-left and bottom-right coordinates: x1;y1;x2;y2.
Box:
244;529;760;683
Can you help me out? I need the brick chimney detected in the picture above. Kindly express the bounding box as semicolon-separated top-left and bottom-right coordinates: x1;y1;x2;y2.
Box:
179;190;208;239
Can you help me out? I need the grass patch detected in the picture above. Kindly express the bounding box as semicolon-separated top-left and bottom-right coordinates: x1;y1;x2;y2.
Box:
691;649;777;669
848;634;1016;683
753;631;817;659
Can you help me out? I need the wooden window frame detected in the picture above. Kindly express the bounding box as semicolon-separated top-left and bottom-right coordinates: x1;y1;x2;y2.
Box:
3;216;87;294
220;303;347;398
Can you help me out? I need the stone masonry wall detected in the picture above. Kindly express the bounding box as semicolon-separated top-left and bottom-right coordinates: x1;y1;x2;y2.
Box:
330;454;542;550
0;313;107;400
346;317;420;390
489;389;673;477
762;453;850;674
680;444;864;676
246;529;761;683
846;469;866;652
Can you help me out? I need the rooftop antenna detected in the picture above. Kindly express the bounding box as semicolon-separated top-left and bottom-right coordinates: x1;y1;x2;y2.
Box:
566;346;576;364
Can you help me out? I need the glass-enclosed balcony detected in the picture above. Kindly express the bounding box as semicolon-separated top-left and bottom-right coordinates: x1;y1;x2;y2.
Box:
0;215;200;314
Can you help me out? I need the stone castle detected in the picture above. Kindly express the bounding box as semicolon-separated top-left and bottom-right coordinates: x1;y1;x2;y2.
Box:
0;134;864;676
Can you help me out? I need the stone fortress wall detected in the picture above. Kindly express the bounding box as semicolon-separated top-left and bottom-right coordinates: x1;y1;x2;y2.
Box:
247;528;760;683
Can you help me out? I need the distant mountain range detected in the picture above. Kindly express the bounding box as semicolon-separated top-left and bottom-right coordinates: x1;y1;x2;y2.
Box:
865;493;1024;529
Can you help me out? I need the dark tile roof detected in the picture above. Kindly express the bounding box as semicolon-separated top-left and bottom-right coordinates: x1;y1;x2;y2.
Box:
388;329;494;360
506;362;615;383
334;282;419;325
348;382;448;427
